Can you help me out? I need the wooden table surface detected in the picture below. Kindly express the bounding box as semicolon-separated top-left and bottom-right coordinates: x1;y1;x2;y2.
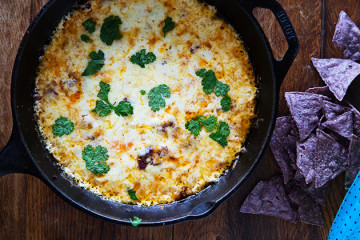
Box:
1;0;359;239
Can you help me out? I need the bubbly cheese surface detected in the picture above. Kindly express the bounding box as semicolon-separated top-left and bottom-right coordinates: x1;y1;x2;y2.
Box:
34;0;256;205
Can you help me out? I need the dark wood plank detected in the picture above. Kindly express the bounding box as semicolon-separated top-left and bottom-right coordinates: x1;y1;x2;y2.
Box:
0;1;31;239
323;0;360;59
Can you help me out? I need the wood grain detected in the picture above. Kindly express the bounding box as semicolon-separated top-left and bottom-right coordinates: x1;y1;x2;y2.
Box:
1;0;360;239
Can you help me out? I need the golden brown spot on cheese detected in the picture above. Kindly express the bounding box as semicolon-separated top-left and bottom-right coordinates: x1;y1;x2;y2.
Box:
147;35;161;48
69;91;82;103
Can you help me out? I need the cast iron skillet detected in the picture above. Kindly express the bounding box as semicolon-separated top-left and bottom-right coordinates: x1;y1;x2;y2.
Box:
0;0;299;226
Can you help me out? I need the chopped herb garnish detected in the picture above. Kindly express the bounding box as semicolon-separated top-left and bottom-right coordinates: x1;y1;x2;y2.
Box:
221;96;232;111
130;216;142;227
185;119;202;136
198;116;218;132
82;60;104;76
114;101;134;117
185;115;218;136
100;16;122;45
97;80;110;102
128;189;139;200
140;90;146;95
82;144;110;176
82;51;105;76
148;84;171;111
82;19;96;34
195;69;229;96
214;81;230;97
52;117;74;137
93;100;112;117
209;122;230;147
130;49;156;68
81;34;90;42
92;81;134;117
163;17;175;37
89;50;105;60
196;69;217;95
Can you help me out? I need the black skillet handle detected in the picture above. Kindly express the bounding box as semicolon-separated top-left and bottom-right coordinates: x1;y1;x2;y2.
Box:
0;125;40;177
238;0;299;88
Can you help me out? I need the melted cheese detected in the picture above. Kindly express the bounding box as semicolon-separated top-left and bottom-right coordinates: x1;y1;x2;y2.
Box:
34;0;257;205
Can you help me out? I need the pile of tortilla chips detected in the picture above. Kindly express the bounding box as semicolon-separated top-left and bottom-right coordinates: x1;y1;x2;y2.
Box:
240;11;360;226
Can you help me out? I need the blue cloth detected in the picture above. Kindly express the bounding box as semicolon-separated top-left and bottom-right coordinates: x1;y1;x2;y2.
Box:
328;171;360;240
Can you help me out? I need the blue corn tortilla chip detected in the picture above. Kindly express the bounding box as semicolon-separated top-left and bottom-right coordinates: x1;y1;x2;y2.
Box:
293;170;329;206
240;176;297;223
348;134;360;183
350;105;360;137
312;58;360;101
306;86;334;99
323;100;352;121
315;129;348;188
333;11;360;61
270;116;298;184
288;186;324;226
322;110;353;140
285;92;328;141
296;134;317;184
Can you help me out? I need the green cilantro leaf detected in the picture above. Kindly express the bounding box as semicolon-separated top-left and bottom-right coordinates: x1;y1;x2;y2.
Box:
198;116;218;132
82;60;104;76
130;49;156;68
92;100;112;117
185;119;202;136
148;84;171;111
185;115;218;136
196;69;230;97
128;189;139;200
100;16;122;46
89;50;105;60
82;145;110;176
92;81;134;117
82;19;96;34
163;17;175;37
196;69;217;95
214;81;230;97
97;81;110;103
195;69;207;77
221;96;232;111
130;216;142;227
209;122;230;147
52;117;74;137
140;90;146;95
114;101;134;117
81;34;90;43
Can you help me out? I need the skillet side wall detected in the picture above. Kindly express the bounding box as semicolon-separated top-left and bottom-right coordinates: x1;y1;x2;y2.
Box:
12;0;276;225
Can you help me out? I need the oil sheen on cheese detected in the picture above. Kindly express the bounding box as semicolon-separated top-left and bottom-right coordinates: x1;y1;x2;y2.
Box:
34;0;257;205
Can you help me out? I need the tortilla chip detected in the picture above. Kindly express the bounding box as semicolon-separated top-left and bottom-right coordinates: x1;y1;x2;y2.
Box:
315;129;348;188
285;92;328;140
296;134;317;184
270;116;298;183
306;86;334;99
322;111;353;139
333;11;360;61
348;134;360;183
323;100;352;121
351;107;360;136
240;176;297;222
294;170;329;205
312;58;360;101
288;187;324;226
